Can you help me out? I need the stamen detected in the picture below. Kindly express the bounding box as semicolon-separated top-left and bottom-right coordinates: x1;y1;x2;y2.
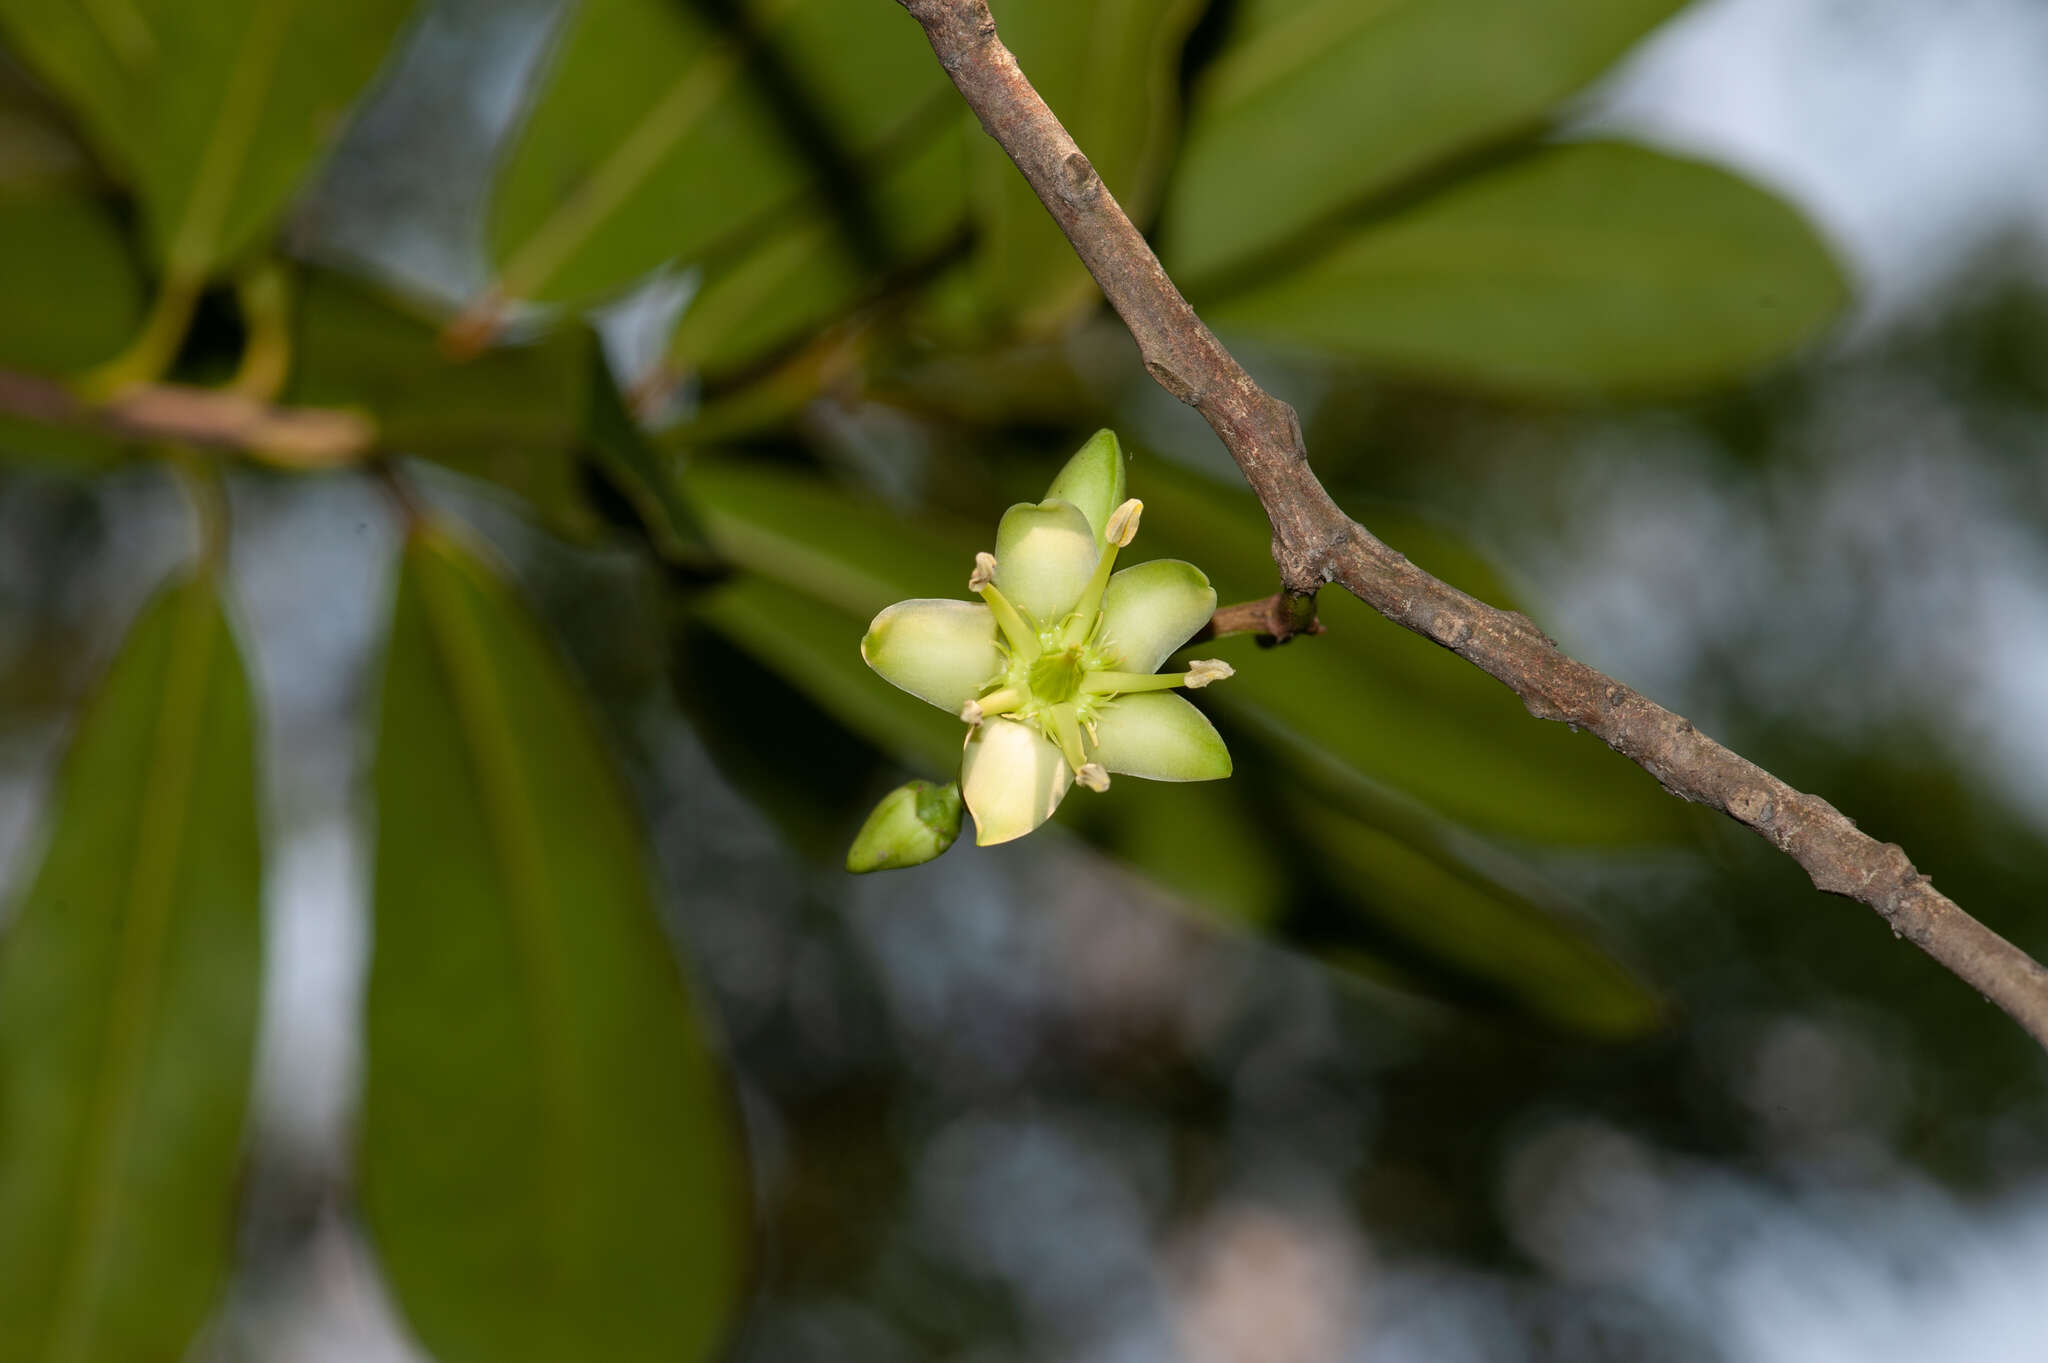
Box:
1049;704;1090;777
1104;498;1143;548
1076;762;1110;792
1059;498;1144;648
1080;657;1235;695
974;686;1021;718
959;700;982;726
970;552;1040;659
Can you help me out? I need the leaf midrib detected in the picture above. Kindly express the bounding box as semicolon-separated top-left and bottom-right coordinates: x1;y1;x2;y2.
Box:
41;580;218;1363
165;0;299;274
411;538;589;1322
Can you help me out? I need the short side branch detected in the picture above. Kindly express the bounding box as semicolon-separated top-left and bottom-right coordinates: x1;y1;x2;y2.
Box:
0;366;374;468
893;0;2048;1051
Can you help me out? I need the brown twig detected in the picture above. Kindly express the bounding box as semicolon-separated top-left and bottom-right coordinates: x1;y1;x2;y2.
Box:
1193;591;1323;647
0;365;375;468
893;0;2048;1052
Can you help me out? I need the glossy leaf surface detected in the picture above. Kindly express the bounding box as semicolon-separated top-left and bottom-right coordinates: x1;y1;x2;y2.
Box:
0;0;416;272
666;112;970;379
362;530;749;1363
0;573;262;1363
1203;141;1849;395
285;272;595;534
1162;0;1686;285
487;0;946;308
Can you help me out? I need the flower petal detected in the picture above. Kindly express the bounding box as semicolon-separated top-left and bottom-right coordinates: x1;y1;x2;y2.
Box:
961;717;1074;845
861;598;1002;712
994;498;1099;627
1041;429;1127;545
1097;559;1217;673
1089;692;1232;782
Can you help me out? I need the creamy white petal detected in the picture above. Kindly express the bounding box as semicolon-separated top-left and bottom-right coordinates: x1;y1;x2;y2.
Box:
861;598;1002;712
1041;429;1127;545
994;498;1099;627
961;717;1074;845
1089;692;1232;782
1097;559;1217;674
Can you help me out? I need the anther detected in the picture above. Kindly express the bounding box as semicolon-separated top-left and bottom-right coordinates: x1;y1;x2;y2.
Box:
1184;659;1234;688
968;551;997;593
1076;763;1110;792
1105;498;1143;548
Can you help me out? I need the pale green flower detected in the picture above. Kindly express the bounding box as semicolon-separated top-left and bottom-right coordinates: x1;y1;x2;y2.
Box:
861;430;1233;849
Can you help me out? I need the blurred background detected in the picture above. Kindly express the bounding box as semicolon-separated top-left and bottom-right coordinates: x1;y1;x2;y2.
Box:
3;0;2048;1360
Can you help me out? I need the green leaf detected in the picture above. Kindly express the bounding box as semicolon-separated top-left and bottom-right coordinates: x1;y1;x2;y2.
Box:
579;340;713;565
1135;461;1695;844
966;0;1204;332
1293;799;1662;1037
1202;141;1850;395
0;572;262;1363
696;573;961;776
0;0;417;273
681;458;979;617
0;56;99;192
1161;0;1686;284
0;187;143;372
486;0;948;309
363;529;749;1363
0;186;142;464
285;271;596;535
665;112;971;379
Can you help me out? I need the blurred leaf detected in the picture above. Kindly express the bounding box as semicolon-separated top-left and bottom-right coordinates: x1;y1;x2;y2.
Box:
1136;460;1695;843
0;185;141;463
695;573;960;775
1161;0;1685;285
580;339;713;564
0;0;416;272
681;458;977;615
363;529;749;1363
0;187;142;372
1294;798;1663;1036
286;271;596;535
1084;777;1289;932
0;55;98;191
486;0;947;309
666;112;970;380
1203;141;1850;395
966;0;1204;332
0;572;261;1363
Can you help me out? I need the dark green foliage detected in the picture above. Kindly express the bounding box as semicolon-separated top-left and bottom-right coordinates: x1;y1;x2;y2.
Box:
0;573;261;1363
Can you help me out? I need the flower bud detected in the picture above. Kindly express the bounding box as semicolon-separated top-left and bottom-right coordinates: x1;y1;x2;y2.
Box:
846;779;964;873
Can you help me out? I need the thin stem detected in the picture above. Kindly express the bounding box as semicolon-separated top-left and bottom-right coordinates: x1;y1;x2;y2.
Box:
79;272;204;400
169;451;230;572
230;262;293;401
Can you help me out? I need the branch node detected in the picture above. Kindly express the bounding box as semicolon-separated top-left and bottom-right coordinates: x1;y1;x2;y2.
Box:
1425;611;1473;648
1058;151;1100;204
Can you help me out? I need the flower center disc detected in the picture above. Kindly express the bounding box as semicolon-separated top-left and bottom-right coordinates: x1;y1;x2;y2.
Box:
1026;647;1085;705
